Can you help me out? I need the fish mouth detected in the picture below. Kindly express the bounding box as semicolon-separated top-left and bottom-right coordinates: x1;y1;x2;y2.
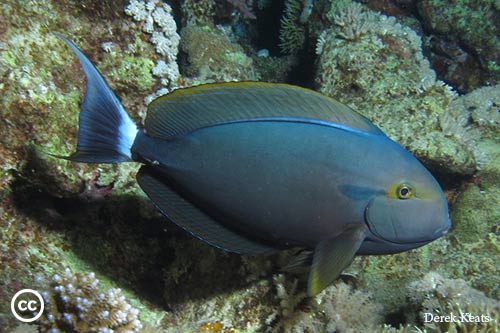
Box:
431;219;451;239
365;194;452;245
364;218;450;246
358;236;432;254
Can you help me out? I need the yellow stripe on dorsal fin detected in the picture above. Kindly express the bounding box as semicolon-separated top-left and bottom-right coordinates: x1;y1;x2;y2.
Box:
145;82;383;139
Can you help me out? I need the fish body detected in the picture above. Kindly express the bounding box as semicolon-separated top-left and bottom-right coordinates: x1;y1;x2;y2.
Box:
56;36;451;296
134;120;441;254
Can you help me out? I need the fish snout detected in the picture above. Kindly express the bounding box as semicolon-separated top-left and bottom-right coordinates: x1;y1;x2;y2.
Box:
365;195;451;244
432;217;451;238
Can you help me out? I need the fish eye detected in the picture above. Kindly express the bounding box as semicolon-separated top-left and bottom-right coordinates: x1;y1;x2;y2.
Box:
397;184;413;199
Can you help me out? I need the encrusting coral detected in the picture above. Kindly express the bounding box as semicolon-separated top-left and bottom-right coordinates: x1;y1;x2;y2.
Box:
38;268;142;333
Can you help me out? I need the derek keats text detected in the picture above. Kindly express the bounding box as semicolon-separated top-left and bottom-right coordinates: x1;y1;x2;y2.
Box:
424;312;492;324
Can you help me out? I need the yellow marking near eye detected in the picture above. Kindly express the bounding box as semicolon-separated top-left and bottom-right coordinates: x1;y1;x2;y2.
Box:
386;181;415;200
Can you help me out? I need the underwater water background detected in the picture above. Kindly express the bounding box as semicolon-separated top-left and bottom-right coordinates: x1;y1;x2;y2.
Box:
0;0;499;332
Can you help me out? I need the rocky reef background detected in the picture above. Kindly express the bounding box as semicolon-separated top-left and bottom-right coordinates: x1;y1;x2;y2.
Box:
0;0;499;332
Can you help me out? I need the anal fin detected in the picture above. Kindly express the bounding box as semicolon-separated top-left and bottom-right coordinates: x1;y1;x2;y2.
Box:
137;166;277;255
308;224;367;296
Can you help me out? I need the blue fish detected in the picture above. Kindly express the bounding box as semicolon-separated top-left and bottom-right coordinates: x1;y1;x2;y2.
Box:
56;36;451;296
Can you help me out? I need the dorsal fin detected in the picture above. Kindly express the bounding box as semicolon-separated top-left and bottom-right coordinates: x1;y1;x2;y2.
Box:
145;82;383;139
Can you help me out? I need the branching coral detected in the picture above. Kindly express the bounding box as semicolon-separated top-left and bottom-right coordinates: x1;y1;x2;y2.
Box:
270;278;384;333
125;0;180;97
318;282;383;333
330;1;375;40
38;268;142;333
273;274;305;318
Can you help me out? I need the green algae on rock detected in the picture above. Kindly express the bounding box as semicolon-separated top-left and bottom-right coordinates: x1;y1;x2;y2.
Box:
180;26;256;82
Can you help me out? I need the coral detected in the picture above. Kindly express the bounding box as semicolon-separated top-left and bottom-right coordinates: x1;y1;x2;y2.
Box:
257;0;271;10
372;272;500;332
408;272;500;333
225;0;256;19
440;136;500;298
316;0;477;175
408;272;498;314
437;83;500;171
125;0;180;95
273;274;305;318
279;0;306;54
417;0;500;92
199;321;223;333
270;278;384;333
329;1;375;40
180;0;216;26
253;55;295;83
362;0;500;93
38;268;142;333
108;55;156;93
347;245;435;315
162;278;275;333
377;325;416;333
318;282;383;333
0;0;164;330
453;84;500;140
180;26;256;82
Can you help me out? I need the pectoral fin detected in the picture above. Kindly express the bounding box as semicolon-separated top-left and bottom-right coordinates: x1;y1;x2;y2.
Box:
308;224;367;296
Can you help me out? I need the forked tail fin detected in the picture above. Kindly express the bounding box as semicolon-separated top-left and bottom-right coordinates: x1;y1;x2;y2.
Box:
57;34;138;163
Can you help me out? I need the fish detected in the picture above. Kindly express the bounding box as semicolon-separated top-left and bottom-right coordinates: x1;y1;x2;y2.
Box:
55;35;451;296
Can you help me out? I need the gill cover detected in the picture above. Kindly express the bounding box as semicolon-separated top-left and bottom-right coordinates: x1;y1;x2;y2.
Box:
365;195;446;244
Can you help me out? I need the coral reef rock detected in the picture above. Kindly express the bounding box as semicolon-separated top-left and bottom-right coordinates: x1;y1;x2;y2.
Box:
316;0;478;175
38;268;142;333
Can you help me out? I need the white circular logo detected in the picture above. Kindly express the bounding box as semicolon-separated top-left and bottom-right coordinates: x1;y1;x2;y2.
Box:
11;289;45;323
